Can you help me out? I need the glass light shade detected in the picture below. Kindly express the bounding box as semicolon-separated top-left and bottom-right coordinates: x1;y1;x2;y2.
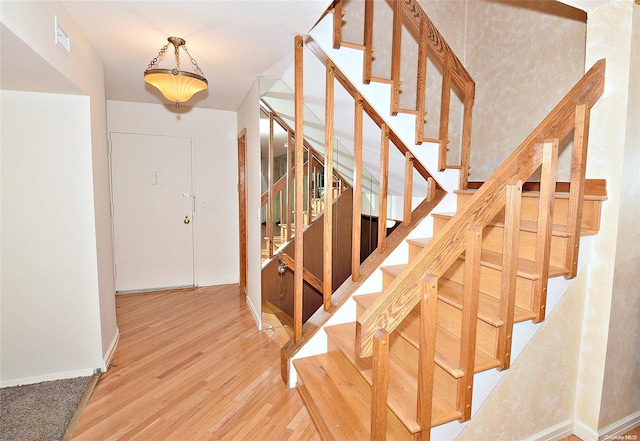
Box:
144;68;208;104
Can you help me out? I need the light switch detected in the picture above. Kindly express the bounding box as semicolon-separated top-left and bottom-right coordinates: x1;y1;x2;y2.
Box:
149;171;157;185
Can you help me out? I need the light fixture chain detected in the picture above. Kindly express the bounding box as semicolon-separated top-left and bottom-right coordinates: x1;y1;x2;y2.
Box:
146;43;169;71
174;44;181;71
183;45;206;77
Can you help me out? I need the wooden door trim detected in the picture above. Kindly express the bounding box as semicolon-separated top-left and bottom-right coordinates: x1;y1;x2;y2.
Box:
237;129;248;293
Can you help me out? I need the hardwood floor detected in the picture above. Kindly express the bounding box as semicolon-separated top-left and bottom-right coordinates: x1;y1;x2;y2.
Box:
72;285;320;441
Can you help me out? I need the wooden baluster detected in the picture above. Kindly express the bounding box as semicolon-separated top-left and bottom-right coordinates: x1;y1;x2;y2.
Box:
352;95;364;280
533;139;558;323
459;81;475;190
286;130;294;241
333;0;343;49
378;124;390;252
438;53;452;172
267;113;275;257
390;0;403;115
403;152;414;225
565;104;590;278
416;276;438;441
371;329;389;441
497;181;522;370
415;18;428;145
363;0;374;84
324;62;336;311
458;225;482;420
293;35;304;343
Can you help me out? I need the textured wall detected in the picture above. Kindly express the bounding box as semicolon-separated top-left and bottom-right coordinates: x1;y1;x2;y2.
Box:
598;2;640;429
456;269;589;440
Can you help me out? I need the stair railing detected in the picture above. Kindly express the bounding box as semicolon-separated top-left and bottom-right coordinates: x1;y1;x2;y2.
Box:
333;0;476;189
361;59;605;434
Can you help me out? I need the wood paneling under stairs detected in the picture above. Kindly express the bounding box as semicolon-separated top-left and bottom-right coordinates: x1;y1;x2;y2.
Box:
72;285;319;441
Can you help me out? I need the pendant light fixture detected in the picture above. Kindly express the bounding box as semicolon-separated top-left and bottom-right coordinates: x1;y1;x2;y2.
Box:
144;36;208;108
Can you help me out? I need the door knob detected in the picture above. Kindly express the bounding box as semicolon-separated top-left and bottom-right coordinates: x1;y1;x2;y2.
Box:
184;215;190;224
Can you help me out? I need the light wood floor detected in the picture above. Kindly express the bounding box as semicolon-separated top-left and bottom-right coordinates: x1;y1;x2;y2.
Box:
72;285;320;441
72;284;639;441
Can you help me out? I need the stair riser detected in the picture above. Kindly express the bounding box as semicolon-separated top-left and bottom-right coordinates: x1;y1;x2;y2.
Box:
436;301;498;358
432;216;569;269
326;341;414;440
443;258;534;312
456;193;602;231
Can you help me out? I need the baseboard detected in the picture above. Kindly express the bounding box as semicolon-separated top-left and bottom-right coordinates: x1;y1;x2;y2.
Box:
246;293;261;328
102;327;120;371
574;419;599;441
0;368;96;388
521;420;574;441
598;411;640;440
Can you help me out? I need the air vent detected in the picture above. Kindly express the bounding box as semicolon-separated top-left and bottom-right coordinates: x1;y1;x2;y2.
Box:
54;16;70;52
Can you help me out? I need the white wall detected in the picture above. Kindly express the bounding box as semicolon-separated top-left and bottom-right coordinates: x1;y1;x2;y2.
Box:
236;80;263;327
1;90;103;386
1;0;117;379
106;100;239;287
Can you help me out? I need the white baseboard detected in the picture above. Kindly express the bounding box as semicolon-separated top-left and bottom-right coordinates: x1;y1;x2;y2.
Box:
246;293;261;329
598;411;640;440
574;419;599;441
522;420;574;441
102;327;120;372
0;368;97;388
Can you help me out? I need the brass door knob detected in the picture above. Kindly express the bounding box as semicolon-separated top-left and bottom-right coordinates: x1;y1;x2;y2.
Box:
184;215;190;224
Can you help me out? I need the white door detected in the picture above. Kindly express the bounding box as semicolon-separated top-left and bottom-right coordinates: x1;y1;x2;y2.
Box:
110;132;194;292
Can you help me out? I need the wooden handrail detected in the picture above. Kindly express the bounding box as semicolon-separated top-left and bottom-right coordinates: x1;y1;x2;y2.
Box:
278;252;324;294
356;59;606;357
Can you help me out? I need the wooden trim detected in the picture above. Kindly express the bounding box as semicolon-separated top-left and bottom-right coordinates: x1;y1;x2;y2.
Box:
459;81;475;189
332;0;342;49
497;181;522;370
427;176;436;203
267;113;275;257
323;62;335;311
356;59;605;357
363;0;374;84
403;152;414;225
564;104;590;278
438;52;452;172
294;35;305;343
415;18;428;145
352;95;364;280
532;139;558;322
378;124;390;252
371;329;389;441
390;0;403;115
287;130;294;240
237;129;248;292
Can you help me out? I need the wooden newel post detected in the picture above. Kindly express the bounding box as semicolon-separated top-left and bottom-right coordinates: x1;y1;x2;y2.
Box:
371;329;389;441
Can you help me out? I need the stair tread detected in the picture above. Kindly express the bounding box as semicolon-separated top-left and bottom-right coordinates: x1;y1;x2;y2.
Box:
325;323;463;431
352;299;500;378
355;284;535;328
431;212;598;237
294;354;374;440
454;188;607;201
381;251;566;281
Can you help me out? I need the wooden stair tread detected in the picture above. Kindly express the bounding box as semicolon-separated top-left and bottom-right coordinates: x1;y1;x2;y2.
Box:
381;252;566;281
326;323;462;431
431;212;598;237
294;354;373;440
406;237;432;248
438;279;536;325
353;299;500;378
454;188;608;201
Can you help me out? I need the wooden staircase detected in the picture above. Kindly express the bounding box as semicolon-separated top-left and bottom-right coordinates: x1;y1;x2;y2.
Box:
294;184;606;440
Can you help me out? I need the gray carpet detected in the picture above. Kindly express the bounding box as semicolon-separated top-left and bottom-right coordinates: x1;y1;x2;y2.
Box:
0;376;91;441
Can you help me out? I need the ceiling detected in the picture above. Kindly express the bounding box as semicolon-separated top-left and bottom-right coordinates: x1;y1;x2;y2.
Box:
56;0;332;111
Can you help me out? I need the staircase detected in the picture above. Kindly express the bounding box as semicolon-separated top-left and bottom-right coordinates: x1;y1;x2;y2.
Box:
277;1;607;439
293;183;606;439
